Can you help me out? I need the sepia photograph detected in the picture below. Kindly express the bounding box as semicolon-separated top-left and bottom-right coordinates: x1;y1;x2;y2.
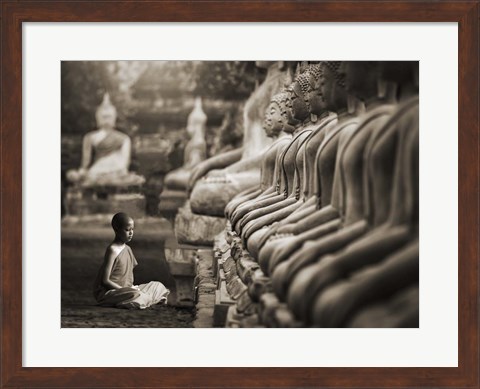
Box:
61;60;419;328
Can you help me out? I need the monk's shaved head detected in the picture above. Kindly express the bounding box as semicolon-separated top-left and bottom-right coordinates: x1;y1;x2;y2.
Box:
111;212;133;231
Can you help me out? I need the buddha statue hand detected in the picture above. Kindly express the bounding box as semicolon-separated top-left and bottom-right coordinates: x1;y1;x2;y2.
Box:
203;173;232;184
248;269;273;302
66;167;87;183
186;148;244;193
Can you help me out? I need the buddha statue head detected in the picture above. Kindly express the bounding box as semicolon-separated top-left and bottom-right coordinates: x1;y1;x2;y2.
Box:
322;61;348;112
307;63;328;116
290;70;312;122
263;91;290;137
95;93;117;130
344;61;381;102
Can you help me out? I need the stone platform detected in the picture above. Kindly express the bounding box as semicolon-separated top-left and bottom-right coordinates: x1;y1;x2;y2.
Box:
65;184;146;219
159;188;188;220
174;201;226;246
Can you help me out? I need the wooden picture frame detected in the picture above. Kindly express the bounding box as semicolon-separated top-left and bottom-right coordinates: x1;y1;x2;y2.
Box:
1;1;478;388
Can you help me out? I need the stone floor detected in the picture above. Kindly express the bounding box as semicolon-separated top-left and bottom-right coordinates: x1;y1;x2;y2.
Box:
61;290;194;328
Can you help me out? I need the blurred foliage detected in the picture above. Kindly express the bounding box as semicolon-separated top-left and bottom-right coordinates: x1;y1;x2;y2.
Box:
62;61;259;135
61;62;107;135
193;61;259;100
132;61;259;100
61;61;147;135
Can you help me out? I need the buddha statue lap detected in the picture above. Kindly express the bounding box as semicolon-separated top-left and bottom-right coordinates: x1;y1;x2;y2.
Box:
346;283;419;328
188;62;288;217
65;93;146;218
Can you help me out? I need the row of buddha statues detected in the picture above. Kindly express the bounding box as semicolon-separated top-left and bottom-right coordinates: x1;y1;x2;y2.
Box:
177;61;419;327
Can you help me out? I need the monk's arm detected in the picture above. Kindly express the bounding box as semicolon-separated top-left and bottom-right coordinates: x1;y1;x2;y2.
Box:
187;147;243;191
102;248;123;290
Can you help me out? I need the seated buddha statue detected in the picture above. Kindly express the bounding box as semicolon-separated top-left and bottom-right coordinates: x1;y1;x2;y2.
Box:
188;61;288;217
226;65;315;231
230;66;321;239
248;62;373;315
248;63;334;256
66;93;145;187
256;61;369;274
280;62;419;326
163;96;207;191
257;61;401;325
224;90;293;219
241;63;341;259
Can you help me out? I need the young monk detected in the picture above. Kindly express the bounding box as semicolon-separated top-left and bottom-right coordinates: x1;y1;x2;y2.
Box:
93;212;170;309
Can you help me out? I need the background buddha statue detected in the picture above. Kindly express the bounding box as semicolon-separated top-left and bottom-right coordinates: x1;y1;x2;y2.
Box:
163;97;207;191
225;90;293;219
188;61;289;217
66;93;145;187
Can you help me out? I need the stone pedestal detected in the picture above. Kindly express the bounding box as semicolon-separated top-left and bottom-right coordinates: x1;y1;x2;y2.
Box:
159;188;188;219
189;171;260;217
174;202;226;246
65;185;146;218
164;246;197;307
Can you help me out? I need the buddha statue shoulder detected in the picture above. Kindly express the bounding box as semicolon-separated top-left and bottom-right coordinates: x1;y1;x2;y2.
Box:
163;97;207;190
66;93;144;187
